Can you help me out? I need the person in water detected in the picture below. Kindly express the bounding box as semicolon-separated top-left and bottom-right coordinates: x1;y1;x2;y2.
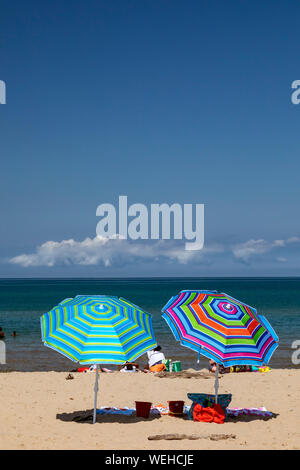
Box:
11;331;17;337
0;327;5;339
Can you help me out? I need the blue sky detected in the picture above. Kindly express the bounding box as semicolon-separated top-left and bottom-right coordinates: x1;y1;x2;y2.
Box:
1;0;300;277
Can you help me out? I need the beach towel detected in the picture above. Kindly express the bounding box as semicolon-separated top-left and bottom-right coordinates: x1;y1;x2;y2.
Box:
152;404;191;415
77;367;90;373
193;403;226;424
227;407;273;417
96;406;161;417
258;366;271;373
97;407;135;416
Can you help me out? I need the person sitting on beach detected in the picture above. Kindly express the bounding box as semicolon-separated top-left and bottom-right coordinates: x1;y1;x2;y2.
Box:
208;359;230;374
118;362;139;372
0;327;5;339
144;346;166;373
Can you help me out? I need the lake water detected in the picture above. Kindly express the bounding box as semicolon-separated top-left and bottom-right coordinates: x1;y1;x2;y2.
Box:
0;277;299;371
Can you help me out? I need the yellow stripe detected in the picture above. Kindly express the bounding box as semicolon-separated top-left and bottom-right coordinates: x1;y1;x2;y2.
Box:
80;350;124;356
47;334;82;353
59;322;125;339
79;359;122;364
45;341;78;361
42;315;46;338
128;343;156;360
73;311;115;328
123;334;153;353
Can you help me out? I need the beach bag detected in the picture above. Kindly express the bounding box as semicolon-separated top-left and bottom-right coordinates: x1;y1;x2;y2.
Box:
150;363;166;372
187;393;232;420
193;403;225;424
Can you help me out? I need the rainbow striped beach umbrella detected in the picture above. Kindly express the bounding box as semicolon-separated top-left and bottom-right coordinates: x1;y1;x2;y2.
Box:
41;295;157;422
162;290;278;402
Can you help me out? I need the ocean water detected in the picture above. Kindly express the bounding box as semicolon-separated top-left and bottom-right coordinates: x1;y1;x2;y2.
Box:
0;278;299;371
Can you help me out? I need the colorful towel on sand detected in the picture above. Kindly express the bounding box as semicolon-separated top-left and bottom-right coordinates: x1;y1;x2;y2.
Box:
227;407;273;417
153;404;190;415
96;405;273;418
96;406;160;416
96;405;184;416
96;407;135;416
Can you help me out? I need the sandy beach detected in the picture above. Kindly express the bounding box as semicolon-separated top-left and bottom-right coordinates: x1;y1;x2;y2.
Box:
0;368;299;450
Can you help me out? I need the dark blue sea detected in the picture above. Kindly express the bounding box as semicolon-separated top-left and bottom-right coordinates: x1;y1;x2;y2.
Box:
0;278;299;371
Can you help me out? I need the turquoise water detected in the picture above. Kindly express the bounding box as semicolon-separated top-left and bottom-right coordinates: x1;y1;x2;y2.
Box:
0;278;299;371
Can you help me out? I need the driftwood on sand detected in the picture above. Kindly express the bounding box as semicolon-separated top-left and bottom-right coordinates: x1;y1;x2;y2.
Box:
148;433;236;441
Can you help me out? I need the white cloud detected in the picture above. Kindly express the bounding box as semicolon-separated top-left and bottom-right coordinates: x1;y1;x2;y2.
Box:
232;237;300;263
8;235;300;268
287;237;300;244
276;257;287;263
232;239;272;262
8;235;220;268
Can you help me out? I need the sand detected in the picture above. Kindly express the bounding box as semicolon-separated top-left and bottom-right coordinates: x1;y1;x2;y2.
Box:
0;368;299;450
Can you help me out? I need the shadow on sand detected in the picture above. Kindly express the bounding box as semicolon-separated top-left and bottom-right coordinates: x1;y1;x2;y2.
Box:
226;413;278;423
57;408;278;424
56;409;161;424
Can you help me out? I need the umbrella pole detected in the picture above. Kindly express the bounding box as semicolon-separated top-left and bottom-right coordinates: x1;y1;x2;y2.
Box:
93;364;99;424
214;363;219;404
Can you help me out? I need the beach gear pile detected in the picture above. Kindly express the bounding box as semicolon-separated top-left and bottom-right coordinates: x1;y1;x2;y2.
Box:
95;404;274;420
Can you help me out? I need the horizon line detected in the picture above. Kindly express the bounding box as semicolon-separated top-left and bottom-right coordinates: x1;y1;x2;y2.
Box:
0;276;300;280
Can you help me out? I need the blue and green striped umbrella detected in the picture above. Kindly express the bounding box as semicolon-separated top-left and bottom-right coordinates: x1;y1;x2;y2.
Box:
41;295;157;422
41;295;157;364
